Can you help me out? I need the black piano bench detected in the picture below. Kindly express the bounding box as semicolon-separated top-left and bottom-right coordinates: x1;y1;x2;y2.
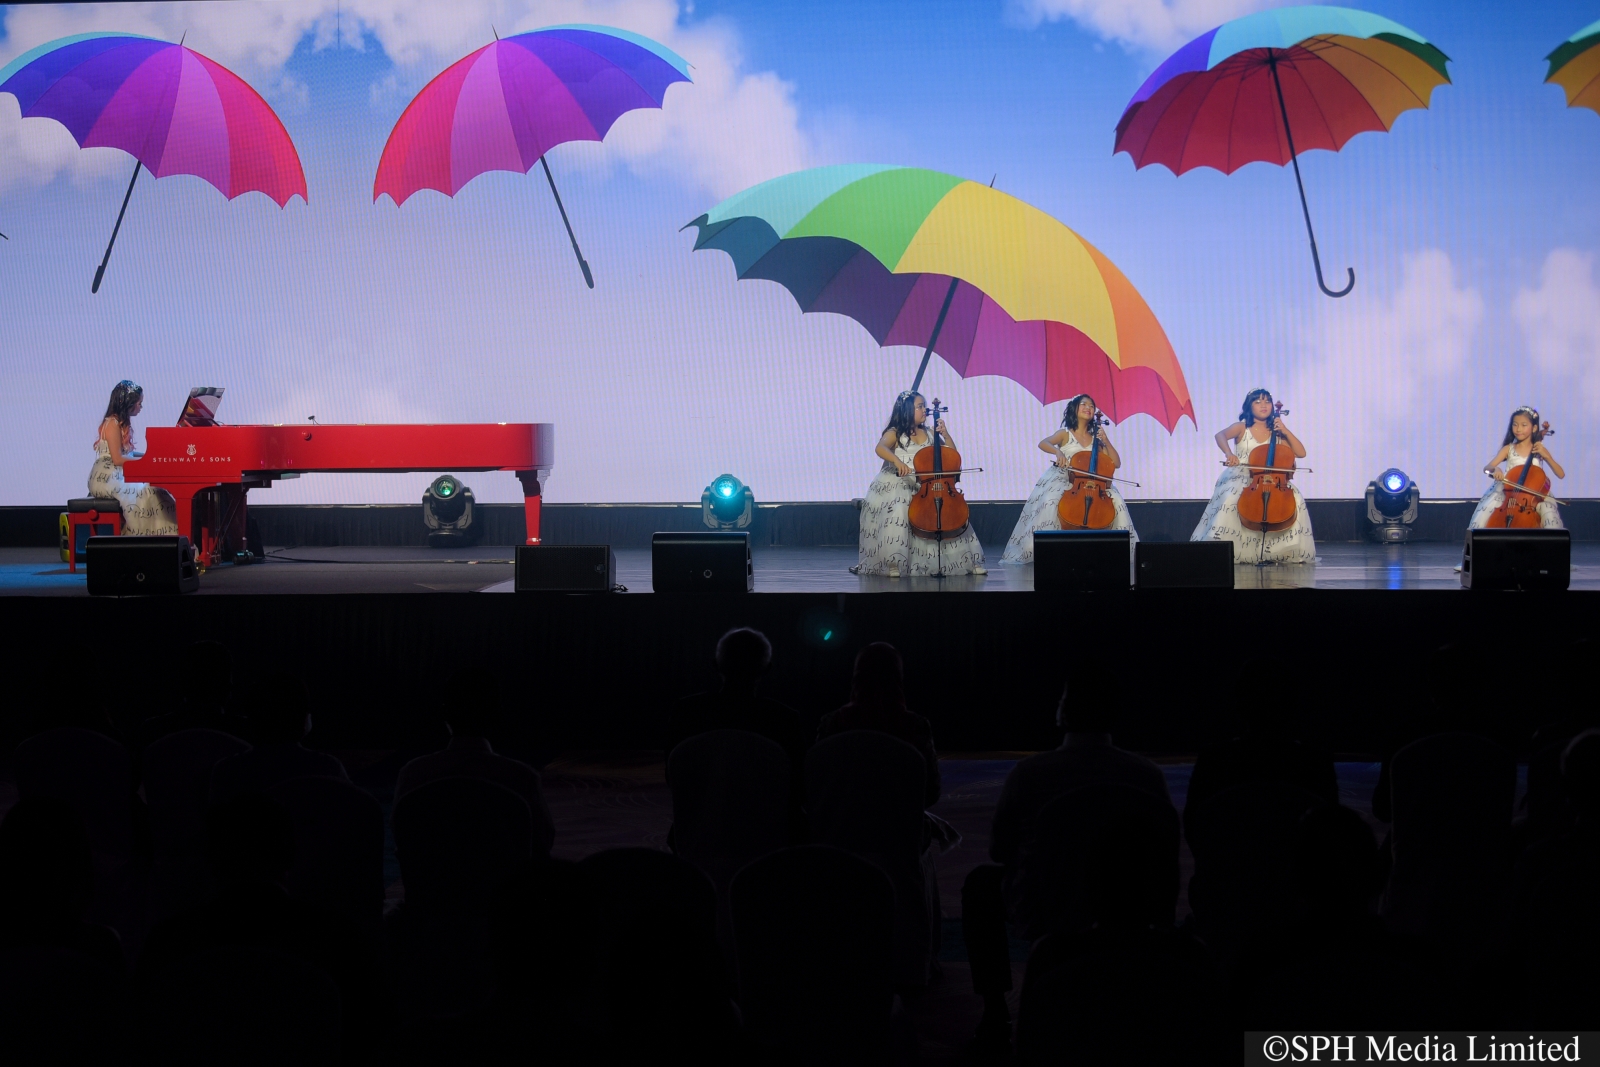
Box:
65;498;124;572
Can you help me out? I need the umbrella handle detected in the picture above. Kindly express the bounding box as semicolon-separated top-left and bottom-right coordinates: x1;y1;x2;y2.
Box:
1299;159;1353;297
539;155;594;289
1267;54;1353;300
93;160;142;294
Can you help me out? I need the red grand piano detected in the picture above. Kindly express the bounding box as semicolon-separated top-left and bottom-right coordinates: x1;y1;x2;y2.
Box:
122;422;555;566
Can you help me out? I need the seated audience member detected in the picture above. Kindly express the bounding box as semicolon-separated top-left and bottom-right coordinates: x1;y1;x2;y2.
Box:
395;700;555;857
989;682;1170;870
964;682;1172;1045
208;669;346;804
1516;729;1600;1024
1519;642;1600;843
1014;790;1222;1065
1241;804;1439;1027
1371;641;1515;823
816;643;940;809
135;641;244;753
0;799;125;973
140;793;381;1055
664;628;807;772
1185;705;1337;828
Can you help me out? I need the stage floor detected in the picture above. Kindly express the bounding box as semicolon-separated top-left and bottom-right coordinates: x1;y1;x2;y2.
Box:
4;541;1598;595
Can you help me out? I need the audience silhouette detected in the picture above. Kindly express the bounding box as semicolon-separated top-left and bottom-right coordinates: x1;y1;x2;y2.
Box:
1;629;1591;1063
209;669;348;805
665;627;808;773
395;698;554;857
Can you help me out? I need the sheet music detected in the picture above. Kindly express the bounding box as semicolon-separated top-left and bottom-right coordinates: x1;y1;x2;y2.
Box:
178;387;225;427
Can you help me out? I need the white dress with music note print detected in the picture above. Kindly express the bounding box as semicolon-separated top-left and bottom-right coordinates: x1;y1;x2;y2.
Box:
1190;429;1315;564
1468;445;1563;529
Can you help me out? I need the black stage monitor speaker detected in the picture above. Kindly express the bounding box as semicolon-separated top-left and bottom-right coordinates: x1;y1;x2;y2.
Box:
1461;528;1570;591
514;545;616;592
86;536;198;596
1136;541;1234;589
1033;529;1131;592
652;531;752;593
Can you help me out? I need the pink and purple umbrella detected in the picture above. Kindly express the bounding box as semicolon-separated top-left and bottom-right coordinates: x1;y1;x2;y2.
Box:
0;32;307;292
374;25;691;288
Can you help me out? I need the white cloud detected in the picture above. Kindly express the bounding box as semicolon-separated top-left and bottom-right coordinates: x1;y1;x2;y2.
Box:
1285;249;1484;490
0;2;329;78
0;92;125;193
1008;0;1294;54
1514;249;1600;411
0;0;817;200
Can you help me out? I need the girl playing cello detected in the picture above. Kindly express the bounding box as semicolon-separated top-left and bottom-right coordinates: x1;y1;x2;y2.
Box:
1191;388;1315;564
1468;406;1566;530
1001;394;1138;564
854;391;986;578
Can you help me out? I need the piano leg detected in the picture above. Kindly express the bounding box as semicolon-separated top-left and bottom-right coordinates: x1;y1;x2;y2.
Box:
166;484;218;566
516;470;543;545
219;486;249;560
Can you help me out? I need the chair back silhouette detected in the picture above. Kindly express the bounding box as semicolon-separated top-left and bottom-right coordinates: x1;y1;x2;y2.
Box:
0;947;131;1064
390;776;531;1018
145;729;251;856
1383;732;1515;942
14;728;140;939
668;729;790;958
143;729;251;929
805;729;931;986
142;947;341;1066
269;776;385;935
1185;781;1325;961
393;776;532;908
732;845;895;1065
1015;929;1222;1065
1020;783;1180;940
579;848;736;1058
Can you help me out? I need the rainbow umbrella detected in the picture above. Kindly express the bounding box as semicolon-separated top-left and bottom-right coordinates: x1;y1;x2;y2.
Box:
1546;19;1600;116
374;25;691;289
0;32;306;292
685;165;1193;431
1115;6;1450;298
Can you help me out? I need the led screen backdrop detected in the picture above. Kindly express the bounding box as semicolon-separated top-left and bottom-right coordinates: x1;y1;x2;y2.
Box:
3;1;1597;506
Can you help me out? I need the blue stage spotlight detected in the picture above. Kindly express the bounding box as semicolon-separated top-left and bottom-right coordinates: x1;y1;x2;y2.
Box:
1366;467;1419;543
799;606;851;651
702;474;754;530
424;474;478;547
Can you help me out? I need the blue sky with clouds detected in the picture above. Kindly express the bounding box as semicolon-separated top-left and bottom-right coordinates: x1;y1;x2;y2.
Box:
3;0;1598;506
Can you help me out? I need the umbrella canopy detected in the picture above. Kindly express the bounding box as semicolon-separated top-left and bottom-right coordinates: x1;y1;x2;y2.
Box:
686;165;1193;432
0;32;306;205
1546;19;1600;115
1114;6;1449;298
1115;6;1449;175
373;24;690;205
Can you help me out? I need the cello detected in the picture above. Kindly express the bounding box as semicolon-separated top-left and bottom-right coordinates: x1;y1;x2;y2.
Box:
908;398;971;545
1487;421;1556;528
1057;409;1118;530
1237;401;1298;533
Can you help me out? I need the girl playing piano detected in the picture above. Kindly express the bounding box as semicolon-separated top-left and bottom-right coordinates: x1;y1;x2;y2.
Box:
88;380;179;536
